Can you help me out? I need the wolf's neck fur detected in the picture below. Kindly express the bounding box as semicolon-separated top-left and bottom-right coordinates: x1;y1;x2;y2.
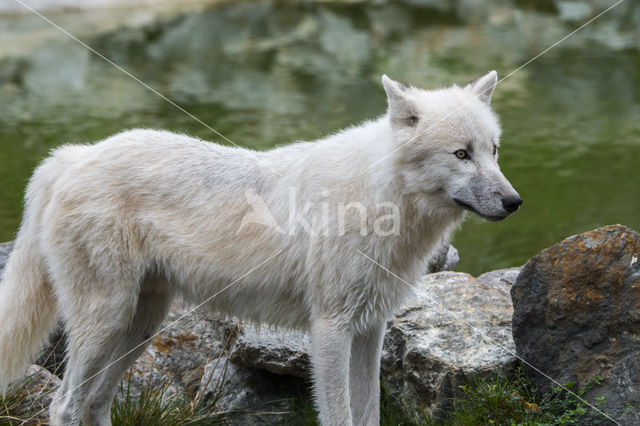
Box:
315;114;464;273
373;116;464;276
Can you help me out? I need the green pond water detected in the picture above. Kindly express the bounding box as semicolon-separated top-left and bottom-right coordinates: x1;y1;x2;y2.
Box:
0;1;638;276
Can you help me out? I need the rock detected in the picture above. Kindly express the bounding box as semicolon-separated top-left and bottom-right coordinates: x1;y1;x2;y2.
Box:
512;224;640;425
124;301;238;400
13;364;61;421
427;244;460;273
476;267;521;295
382;271;517;418
230;326;310;379
0;240;14;275
198;356;307;425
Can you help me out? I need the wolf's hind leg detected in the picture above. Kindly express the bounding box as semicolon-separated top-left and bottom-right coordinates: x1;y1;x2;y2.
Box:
81;276;173;426
48;273;165;426
50;296;136;425
310;316;353;426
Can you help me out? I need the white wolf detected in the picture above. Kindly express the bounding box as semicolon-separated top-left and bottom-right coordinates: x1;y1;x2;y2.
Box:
0;71;521;425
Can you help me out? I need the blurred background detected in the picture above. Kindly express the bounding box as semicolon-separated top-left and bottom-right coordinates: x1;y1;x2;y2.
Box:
0;0;638;275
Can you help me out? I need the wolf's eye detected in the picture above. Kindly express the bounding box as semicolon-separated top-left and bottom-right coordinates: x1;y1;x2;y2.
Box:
493;145;498;156
454;150;469;160
406;115;418;126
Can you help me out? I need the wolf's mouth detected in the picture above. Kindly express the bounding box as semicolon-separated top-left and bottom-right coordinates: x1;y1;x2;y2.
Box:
452;198;508;222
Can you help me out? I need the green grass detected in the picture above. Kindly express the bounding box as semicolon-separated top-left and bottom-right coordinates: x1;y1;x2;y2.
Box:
288;368;610;426
1;365;610;426
390;368;608;426
444;368;608;426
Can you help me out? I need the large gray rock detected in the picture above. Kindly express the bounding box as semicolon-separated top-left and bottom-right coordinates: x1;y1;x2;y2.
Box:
230;326;310;379
124;301;237;400
131;309;311;425
476;266;521;294
197;356;307;425
382;271;517;418
512;225;640;425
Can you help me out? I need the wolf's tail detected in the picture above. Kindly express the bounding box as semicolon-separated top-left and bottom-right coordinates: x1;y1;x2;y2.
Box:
0;146;84;393
0;236;57;394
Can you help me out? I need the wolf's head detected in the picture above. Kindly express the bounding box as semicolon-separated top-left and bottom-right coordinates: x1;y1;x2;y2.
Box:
382;71;522;221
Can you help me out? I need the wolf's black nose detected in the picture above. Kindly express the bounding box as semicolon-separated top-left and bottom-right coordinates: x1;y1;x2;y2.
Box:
502;194;523;213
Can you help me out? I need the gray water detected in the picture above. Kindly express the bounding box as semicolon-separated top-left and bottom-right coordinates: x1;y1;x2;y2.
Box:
0;0;639;275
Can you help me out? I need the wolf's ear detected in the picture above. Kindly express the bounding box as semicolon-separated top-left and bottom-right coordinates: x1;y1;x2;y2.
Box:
465;70;498;105
382;75;418;126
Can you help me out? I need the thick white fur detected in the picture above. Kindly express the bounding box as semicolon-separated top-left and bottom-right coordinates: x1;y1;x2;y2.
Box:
0;72;519;425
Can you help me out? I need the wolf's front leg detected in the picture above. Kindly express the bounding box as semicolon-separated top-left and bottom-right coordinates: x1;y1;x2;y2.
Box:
310;316;353;426
350;322;385;426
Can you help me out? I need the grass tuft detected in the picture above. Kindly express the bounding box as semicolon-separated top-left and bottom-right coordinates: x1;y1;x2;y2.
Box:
289;367;610;426
111;364;229;426
435;367;609;426
0;372;53;425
